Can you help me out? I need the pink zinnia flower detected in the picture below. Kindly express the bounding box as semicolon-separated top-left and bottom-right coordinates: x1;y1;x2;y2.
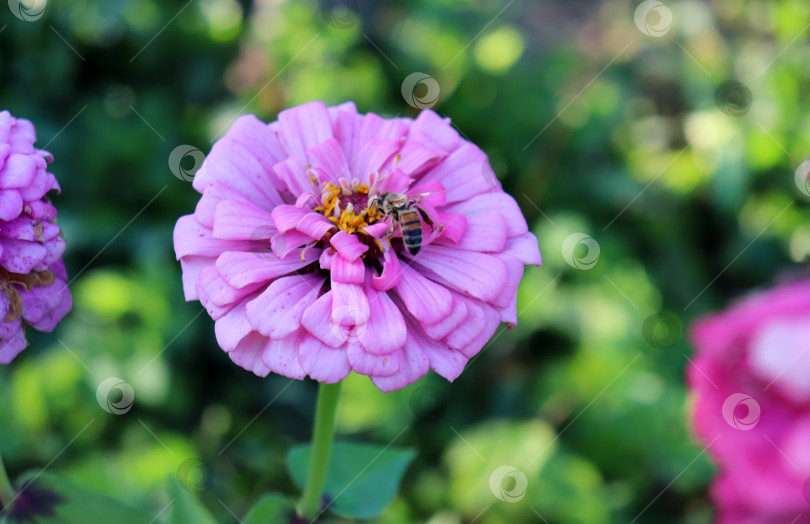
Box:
0;111;71;364
689;280;810;523
174;101;540;391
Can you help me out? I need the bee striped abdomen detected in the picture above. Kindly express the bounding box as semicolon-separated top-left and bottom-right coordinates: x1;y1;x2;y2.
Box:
399;210;423;255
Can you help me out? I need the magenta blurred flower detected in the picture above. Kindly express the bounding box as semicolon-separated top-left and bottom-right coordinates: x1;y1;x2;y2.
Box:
174;101;540;391
689;280;810;523
0;111;71;364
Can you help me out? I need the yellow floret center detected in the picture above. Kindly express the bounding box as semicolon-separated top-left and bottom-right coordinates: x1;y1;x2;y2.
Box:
314;181;383;235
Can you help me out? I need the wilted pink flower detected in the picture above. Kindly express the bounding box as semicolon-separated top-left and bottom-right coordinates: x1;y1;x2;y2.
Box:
0;111;71;364
174;101;540;391
689;280;810;523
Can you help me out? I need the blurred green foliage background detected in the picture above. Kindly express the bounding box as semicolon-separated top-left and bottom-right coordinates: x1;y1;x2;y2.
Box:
1;0;809;522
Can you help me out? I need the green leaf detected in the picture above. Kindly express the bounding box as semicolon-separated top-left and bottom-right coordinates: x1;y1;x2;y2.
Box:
2;471;153;524
242;494;296;524
167;475;217;524
287;441;415;520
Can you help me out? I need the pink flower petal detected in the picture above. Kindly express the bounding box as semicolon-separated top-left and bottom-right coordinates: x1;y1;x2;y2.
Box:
0;153;41;189
407;244;507;303
245;273;324;339
197;265;263;313
228;331;271;377
445;298;488;351
193;136;284;210
298;334;351;383
330;230;368;260
394;264;452;324
226;114;287;175
278;101;334;162
179;256;212;300
174;215;251;259
331;278;370;327
492;254;524;309
423;295;468;340
359;278;407;355
296;213;334;240
271;204;310;233
350;139;401;183
0;238;47;274
503;232;542;266
444;210;507;252
409;110;460;153
371;336;430;392
262;330;307;380
418;143;493;204
0;319;27;364
20;275;71;332
308;138;350;180
215;249;319;289
215;297;253;351
0;190;23;221
372;247;402;291
446;192;529;238
331;254;365;285
194;181;253;229
456;302;501;358
301;291;349;348
271;230;312;259
362;222;390;238
394;134;447;177
433;211;467;245
213;199;275;240
408;180;447;207
274;156;315;197
347;341;400;377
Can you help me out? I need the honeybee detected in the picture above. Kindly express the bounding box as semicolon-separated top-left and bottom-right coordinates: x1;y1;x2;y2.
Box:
369;192;435;255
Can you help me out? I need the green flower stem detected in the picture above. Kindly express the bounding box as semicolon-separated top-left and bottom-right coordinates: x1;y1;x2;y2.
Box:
299;381;342;521
0;451;15;513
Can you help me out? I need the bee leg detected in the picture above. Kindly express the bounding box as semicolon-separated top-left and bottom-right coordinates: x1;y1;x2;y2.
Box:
412;205;435;231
